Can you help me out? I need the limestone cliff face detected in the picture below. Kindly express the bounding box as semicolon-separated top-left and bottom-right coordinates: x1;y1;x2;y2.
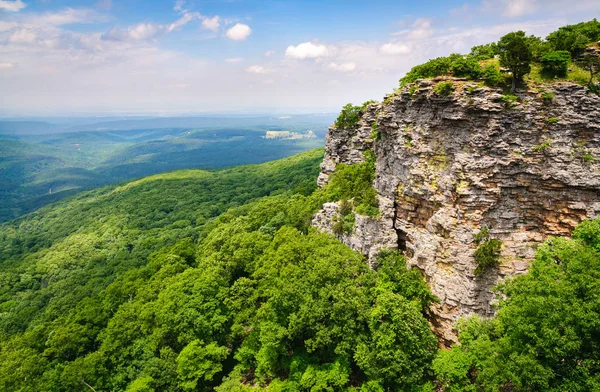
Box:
313;78;600;344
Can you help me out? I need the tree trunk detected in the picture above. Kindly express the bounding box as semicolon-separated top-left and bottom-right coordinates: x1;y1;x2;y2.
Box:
511;74;517;93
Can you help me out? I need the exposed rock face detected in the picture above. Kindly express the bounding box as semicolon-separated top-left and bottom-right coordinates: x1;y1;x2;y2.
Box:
313;78;600;344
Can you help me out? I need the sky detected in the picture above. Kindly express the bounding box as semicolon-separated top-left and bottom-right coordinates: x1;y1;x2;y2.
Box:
0;0;599;116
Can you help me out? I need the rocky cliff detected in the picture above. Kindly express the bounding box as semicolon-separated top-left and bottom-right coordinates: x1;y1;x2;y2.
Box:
313;78;600;344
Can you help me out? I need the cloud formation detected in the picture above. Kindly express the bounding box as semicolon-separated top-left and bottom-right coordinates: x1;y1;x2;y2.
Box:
246;65;272;74
202;15;220;32
328;62;356;72
0;0;26;12
380;43;411;55
285;42;329;59
226;23;251;41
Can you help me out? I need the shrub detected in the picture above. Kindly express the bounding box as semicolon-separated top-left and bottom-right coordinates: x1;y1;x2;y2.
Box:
335;104;363;129
541;91;555;102
533;141;552;152
482;63;503;86
473;227;502;275
540;50;571;77
369;122;380;141
546;19;600;56
325;150;379;216
546;117;560;124
450;55;483;79
500;94;519;108
333;200;356;235
433;81;454;96
470;43;498;60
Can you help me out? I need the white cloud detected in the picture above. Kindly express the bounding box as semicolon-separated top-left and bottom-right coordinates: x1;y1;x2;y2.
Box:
103;12;205;42
0;0;26;12
8;28;36;44
480;0;600;17
285;42;329;59
103;23;162;41
168;12;199;32
0;62;15;68
173;0;186;13
497;0;536;16
380;43;411;55
246;65;272;74
265;50;275;57
202;15;220;32
225;57;243;63
328;62;356;72
25;8;105;27
226;23;251;41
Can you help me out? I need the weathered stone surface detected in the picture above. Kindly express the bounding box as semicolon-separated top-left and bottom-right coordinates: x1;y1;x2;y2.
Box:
312;79;600;345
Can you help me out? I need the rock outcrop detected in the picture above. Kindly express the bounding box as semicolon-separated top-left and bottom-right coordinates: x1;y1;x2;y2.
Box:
313;78;600;344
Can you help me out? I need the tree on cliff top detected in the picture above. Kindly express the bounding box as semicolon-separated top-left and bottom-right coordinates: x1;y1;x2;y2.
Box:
498;31;533;92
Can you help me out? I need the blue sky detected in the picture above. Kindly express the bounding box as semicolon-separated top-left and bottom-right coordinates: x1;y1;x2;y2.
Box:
0;0;599;116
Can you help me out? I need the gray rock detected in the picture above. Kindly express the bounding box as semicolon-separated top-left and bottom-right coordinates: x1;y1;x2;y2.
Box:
312;79;600;345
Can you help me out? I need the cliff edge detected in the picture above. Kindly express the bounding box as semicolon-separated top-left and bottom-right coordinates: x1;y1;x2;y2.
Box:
313;78;600;344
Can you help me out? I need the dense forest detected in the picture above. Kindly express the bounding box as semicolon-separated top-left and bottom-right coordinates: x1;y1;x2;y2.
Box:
1;20;600;392
0;148;599;391
0;115;331;223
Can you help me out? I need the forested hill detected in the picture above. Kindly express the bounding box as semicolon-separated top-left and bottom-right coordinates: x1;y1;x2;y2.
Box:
0;147;599;390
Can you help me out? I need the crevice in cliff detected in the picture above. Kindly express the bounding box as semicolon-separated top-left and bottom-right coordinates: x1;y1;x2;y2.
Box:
392;199;407;252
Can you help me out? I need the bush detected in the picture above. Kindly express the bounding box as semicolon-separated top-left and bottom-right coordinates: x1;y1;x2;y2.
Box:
470;43;498;60
482;63;503;86
541;90;555;102
473;227;502;275
325;150;379;216
500;94;519;108
450;55;483;79
433;81;455;96
335;104;363;129
546;19;600;56
400;54;483;85
541;50;571;76
532;141;552;152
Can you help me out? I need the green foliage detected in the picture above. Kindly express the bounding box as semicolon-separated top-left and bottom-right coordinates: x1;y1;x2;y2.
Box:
333;199;356;235
533;141;552;152
469;43;498;60
369;122;380;141
578;53;600;86
450;56;483;79
546;117;560;124
0;121;329;223
500;94;519;108
335;103;364;129
433;81;455;96
546;19;600;56
436;217;600;390
540;50;571;77
324;150;379;216
0;149;438;391
583;153;595;163
400;54;482;85
482;62;504;86
498;31;533;91
473;227;502;275
398;20;600;91
541;90;555;102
